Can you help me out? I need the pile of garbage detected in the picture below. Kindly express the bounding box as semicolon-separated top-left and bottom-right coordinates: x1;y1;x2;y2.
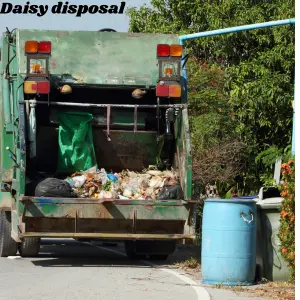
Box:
34;166;184;200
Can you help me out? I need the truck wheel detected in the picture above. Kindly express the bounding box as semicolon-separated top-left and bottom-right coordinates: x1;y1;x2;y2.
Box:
19;238;40;257
148;254;169;261
0;211;17;257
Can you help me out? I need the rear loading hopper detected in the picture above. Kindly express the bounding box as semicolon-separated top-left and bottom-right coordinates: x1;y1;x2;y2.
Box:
0;29;195;259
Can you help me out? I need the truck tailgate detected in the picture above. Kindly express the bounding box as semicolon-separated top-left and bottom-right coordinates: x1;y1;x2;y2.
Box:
19;196;194;240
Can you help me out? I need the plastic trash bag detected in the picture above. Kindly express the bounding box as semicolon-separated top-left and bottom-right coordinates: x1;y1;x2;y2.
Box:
35;178;77;198
146;170;163;176
98;190;118;199
123;189;133;198
107;174;118;182
157;184;184;200
72;175;86;188
149;176;165;189
119;195;130;200
65;178;75;188
98;168;109;185
57;112;98;173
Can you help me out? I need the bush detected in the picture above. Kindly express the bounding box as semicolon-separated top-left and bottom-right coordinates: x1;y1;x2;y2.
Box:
278;160;295;282
188;58;246;189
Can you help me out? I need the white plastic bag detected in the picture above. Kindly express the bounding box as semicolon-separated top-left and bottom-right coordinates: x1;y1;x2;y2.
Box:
119;195;130;200
101;168;110;185
98;190;117;199
146;170;163;176
84;166;97;174
123;189;133;198
72;175;86;188
149;176;164;189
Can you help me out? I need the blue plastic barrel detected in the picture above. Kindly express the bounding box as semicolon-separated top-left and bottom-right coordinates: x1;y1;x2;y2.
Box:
201;198;257;286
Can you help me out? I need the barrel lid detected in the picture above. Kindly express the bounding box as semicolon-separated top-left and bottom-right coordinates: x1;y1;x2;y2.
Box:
256;197;283;209
205;198;257;204
237;196;258;200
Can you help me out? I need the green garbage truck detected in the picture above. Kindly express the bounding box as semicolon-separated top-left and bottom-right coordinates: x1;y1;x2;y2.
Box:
0;28;195;259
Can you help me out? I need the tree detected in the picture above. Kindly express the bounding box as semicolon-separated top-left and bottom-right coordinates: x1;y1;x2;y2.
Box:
127;0;295;194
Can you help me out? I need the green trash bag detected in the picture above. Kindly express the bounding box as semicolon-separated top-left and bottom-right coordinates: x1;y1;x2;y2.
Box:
57;111;98;173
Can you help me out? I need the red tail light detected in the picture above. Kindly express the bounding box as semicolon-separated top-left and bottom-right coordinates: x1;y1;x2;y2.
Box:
37;81;50;94
157;44;170;57
156;84;169;97
38;41;51;54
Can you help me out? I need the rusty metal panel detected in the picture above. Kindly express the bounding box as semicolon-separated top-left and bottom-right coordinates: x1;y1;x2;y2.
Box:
93;130;158;171
24;218;186;235
23;200;189;220
21;197;185;205
16;30;179;86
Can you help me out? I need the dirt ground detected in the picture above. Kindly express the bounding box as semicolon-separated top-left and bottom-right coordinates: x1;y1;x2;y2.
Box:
158;244;295;300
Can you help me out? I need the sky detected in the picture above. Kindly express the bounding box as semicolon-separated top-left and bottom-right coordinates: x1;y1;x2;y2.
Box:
0;0;151;34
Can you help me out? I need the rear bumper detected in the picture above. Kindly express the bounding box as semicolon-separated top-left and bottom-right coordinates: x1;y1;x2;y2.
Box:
18;196;195;240
21;232;195;240
21;196;189;219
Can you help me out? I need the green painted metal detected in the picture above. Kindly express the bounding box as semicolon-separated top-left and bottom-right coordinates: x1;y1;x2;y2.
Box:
1;36;12;129
23;201;188;220
3;77;12;127
22;197;184;206
16;30;179;86
0;42;15;186
174;108;192;200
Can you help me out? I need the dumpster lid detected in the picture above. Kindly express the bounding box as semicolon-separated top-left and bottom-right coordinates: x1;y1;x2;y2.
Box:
256;197;283;209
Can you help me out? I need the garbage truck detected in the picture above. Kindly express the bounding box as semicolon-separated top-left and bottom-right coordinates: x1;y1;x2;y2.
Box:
0;28;195;259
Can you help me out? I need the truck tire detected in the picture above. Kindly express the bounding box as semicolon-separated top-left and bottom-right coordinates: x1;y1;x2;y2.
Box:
0;211;17;257
19;238;40;257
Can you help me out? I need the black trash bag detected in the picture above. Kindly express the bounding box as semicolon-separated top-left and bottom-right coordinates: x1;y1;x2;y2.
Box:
35;178;77;198
158;184;184;200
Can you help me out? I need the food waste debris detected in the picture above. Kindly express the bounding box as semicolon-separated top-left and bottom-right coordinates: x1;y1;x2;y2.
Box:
64;166;181;200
